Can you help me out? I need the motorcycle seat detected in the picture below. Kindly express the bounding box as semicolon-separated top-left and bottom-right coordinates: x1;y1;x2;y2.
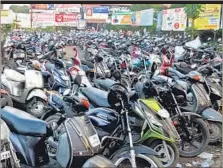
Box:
81;87;110;108
4;69;25;82
1;106;47;136
45;63;55;74
94;78;117;91
167;67;187;79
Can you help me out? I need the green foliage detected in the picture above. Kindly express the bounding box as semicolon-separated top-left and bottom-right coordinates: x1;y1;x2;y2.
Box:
9;5;29;13
184;4;205;39
130;4;162;11
184;4;205;20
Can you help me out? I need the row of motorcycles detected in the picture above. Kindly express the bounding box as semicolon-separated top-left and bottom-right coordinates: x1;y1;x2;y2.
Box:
0;31;222;168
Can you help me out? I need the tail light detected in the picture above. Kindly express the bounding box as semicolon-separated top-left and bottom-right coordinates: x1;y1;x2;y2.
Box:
80;98;90;109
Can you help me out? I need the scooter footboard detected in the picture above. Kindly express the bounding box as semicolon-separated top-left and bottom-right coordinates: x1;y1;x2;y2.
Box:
10;133;49;167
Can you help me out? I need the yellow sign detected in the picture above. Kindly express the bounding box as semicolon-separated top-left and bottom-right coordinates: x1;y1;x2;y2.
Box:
194;4;221;30
1;10;9;17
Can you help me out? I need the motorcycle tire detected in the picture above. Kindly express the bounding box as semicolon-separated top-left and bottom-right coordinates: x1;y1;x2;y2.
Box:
149;140;179;167
45;114;65;158
207;121;222;144
178;118;210;158
26;98;47;118
112;152;163;168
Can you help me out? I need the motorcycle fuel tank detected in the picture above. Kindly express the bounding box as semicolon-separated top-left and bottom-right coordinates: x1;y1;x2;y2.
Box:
86;108;119;134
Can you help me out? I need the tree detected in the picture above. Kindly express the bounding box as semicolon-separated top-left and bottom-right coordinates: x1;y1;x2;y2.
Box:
184;4;205;39
9;5;29;13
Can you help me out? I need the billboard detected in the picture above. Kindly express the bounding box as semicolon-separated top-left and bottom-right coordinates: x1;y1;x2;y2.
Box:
111;9;154;26
84;6;109;23
32;13;54;28
111;12;133;25
55;13;80;27
161;8;187;31
193;4;221;30
55;4;81;13
1;10;13;24
32;4;54;10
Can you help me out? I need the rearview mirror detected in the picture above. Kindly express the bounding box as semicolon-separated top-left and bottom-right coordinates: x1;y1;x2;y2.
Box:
74;75;82;86
218;38;221;42
207;37;211;41
151;63;157;73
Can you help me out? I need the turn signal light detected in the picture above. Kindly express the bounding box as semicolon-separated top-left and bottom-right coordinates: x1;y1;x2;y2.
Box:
192;75;200;81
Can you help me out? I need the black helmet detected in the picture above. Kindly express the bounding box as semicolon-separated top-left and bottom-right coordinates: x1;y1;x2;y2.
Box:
107;83;129;111
95;55;103;63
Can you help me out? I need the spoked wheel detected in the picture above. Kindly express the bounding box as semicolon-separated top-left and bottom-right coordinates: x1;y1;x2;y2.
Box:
113;154;163;168
208;121;222;144
149;140;179;167
26;98;46;118
176;117;210;157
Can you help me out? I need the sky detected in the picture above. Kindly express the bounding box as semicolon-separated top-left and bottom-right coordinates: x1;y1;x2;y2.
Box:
3;4;29;10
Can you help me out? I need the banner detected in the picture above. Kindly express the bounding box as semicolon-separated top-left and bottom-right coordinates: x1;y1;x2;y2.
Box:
17;13;31;28
32;13;54;28
112;9;154;26
157;12;162;30
111;12;133;25
193;4;221;30
55;13;79;22
32;4;54;10
161;8;187;31
1;10;9;17
137;9;154;26
55;13;79;27
1;10;12;24
84;7;109;23
77;19;86;29
55;4;81;13
32;13;54;22
93;7;109;14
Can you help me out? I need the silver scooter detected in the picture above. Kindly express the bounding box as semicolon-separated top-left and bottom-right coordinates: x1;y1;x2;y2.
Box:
1;65;47;118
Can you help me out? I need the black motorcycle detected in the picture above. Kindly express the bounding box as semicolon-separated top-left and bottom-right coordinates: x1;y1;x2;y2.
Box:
43;78;163;167
140;74;210;157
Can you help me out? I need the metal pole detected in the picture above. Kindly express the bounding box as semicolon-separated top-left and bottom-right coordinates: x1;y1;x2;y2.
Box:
30;4;33;29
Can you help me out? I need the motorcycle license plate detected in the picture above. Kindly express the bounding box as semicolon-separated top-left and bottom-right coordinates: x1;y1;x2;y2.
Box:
1;151;11;160
88;134;100;148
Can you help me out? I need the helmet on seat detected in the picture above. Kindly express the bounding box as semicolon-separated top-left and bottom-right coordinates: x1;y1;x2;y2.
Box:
107;83;129;112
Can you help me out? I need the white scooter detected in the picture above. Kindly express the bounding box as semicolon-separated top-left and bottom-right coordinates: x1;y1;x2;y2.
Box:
1;67;47;118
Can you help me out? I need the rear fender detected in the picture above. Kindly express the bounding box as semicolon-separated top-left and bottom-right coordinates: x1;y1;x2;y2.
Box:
172;112;202;120
201;107;223;123
26;89;47;101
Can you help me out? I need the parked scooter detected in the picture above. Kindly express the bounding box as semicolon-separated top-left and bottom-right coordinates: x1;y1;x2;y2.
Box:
1;68;47;118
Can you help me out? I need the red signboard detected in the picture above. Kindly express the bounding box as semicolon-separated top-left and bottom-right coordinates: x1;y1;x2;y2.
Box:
55;14;78;22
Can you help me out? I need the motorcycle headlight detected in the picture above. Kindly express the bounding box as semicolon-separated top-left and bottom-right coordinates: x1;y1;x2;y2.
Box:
157;109;170;118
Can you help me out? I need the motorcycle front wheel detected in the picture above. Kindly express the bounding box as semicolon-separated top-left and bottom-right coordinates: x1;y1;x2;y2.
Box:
149;140;179;167
176;117;210;157
112;154;163;168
